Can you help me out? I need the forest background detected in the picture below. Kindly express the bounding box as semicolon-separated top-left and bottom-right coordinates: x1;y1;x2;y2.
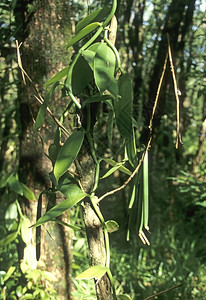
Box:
0;0;205;299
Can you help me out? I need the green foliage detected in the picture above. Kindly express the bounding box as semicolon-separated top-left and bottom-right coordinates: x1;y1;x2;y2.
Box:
53;130;84;182
1;0;205;299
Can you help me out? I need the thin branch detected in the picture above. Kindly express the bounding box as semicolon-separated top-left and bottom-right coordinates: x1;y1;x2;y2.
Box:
16;40;70;138
97;136;152;203
143;283;184;300
167;33;182;149
149;52;168;132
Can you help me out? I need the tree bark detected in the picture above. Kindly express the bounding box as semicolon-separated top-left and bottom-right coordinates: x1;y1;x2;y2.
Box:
14;1;73;298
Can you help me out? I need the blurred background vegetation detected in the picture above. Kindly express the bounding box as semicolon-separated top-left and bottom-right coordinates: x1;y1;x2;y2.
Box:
0;0;205;299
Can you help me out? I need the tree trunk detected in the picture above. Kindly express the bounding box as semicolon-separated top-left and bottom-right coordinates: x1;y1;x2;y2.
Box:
15;1;73;298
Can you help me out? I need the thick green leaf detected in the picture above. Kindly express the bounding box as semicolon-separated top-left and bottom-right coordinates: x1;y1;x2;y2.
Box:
105;220;119;233
115;73;136;166
76;7;110;33
34;82;59;130
67;22;101;49
21;183;36;200
82;49;96;70
53;131;84;182
32;176;87;228
75;265;108;280
72;56;93;95
115;73;133;138
7;174;23;195
44;67;69;87
31;192;86;229
94;43;118;96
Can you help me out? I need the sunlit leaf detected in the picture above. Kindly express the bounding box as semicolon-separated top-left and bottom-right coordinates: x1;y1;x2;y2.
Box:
101;164;122;179
105;220;119;233
75;265;108;280
67;22;101;49
103;158;132;176
3;266;16;282
21;217;32;244
53;130;84;182
31;176;87;228
21;183;36;200
82;49;96;70
76;7;110;33
117;294;132;300
44;67;69;87
5;202;18;231
94;43;118;96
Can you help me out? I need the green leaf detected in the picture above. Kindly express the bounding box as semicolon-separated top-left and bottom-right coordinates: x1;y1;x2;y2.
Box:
75;265;108;280
21;183;36;200
117;295;132;300
5;202;18;231
21;217;32;244
31;177;87;228
115;73;133;138
7;174;23;195
34;82;59;130
105;220;119;233
0;231;18;247
82;49;96;70
3;266;16;282
196;201;206;207
44;67;69;87
72;56;93;95
115;73;136;166
101;164;122;179
52;219;82;231
67;22;101;49
82;95;112;107
53;131;84;182
103;158;132;176
76;7;110;33
94;43;118;96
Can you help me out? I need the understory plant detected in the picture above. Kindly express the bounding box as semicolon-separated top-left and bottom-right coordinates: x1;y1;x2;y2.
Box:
16;0;182;298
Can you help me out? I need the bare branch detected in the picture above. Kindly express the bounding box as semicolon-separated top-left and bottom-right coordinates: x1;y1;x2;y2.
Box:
143;283;183;300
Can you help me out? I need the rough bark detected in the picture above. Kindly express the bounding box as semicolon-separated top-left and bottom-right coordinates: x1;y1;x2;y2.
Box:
14;1;73;298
